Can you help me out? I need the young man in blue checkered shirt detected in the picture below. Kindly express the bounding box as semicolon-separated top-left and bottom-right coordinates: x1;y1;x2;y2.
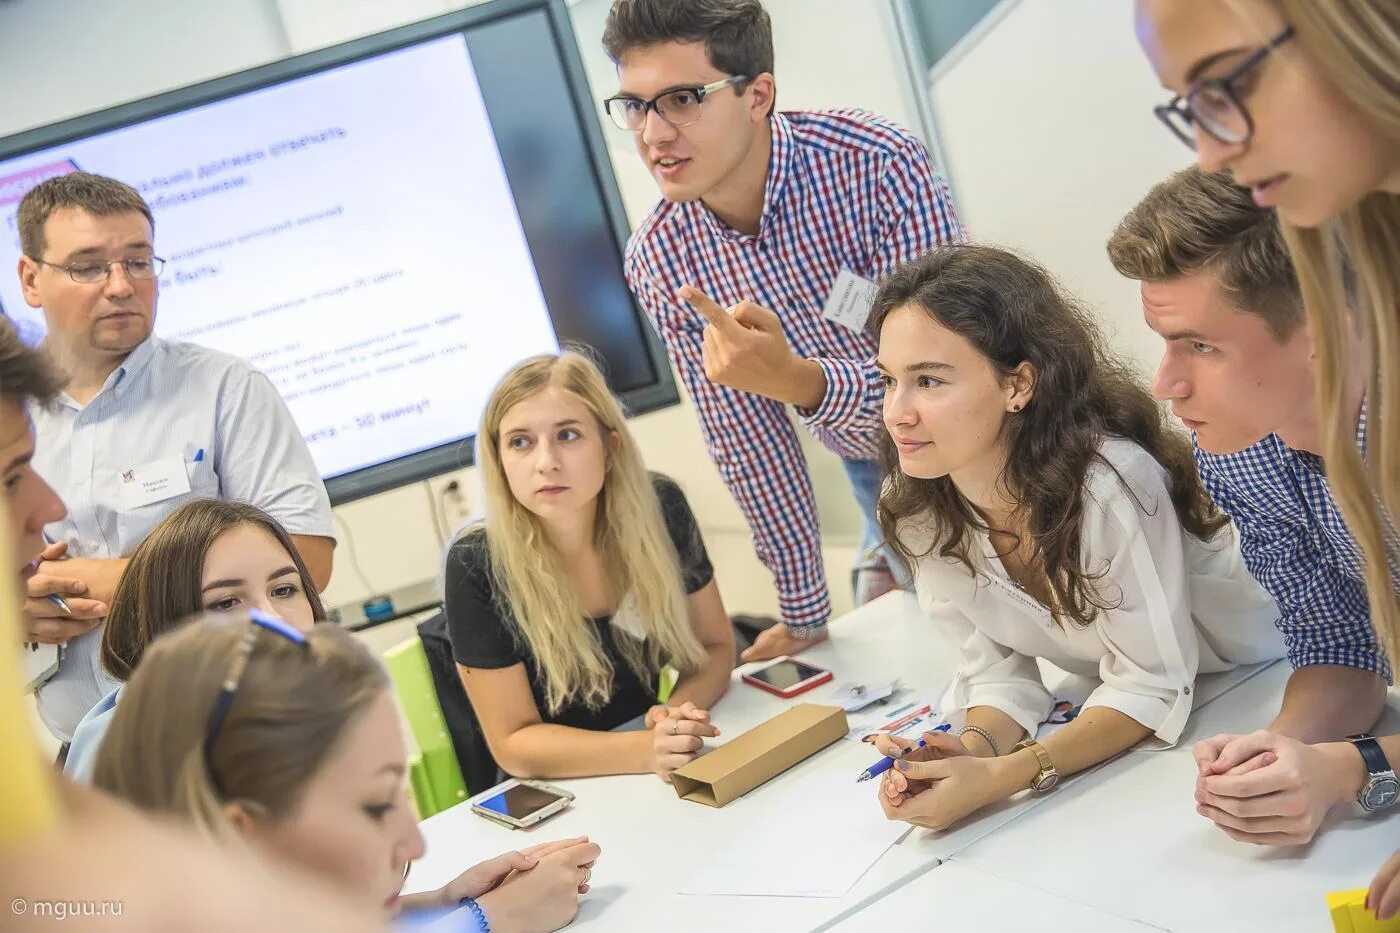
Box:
1110;167;1395;847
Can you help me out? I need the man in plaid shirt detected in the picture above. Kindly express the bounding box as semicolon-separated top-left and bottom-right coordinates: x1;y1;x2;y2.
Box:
1111;167;1395;847
601;0;964;661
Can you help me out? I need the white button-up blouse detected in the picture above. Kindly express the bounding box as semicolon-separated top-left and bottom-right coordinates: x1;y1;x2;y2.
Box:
901;437;1285;746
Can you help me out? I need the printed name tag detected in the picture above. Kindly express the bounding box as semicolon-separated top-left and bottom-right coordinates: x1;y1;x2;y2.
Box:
820;267;879;333
986;573;1053;621
117;456;192;510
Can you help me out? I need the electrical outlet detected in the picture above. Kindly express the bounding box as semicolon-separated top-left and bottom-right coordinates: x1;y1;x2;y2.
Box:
439;478;474;532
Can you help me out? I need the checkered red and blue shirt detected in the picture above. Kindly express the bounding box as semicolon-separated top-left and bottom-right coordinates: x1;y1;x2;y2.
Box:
624;110;966;632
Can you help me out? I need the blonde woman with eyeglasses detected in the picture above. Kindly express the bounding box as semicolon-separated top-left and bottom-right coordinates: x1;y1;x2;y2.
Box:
1135;0;1400;914
446;351;735;783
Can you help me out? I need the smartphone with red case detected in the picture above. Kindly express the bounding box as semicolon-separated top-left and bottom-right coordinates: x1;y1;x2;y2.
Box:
741;656;834;699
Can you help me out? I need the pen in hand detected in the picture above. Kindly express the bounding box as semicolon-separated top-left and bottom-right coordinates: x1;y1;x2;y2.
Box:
38;532;72;615
855;722;952;783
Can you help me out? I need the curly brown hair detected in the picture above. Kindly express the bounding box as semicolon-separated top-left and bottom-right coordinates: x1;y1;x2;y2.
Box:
873;245;1227;626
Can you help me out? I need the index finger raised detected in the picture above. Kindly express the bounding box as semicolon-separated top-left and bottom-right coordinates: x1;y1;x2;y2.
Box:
678;286;736;330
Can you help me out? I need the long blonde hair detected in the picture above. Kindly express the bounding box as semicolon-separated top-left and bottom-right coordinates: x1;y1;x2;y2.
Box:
92;616;388;837
467;351;705;714
1264;1;1400;662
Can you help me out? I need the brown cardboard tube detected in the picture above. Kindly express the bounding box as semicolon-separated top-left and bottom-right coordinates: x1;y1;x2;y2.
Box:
670;704;848;807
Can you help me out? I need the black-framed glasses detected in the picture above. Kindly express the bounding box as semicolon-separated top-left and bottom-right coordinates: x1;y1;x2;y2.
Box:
1154;26;1295;150
602;75;748;132
30;255;166;285
203;609;309;771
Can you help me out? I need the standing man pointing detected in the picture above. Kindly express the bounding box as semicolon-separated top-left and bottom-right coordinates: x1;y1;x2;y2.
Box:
603;0;965;660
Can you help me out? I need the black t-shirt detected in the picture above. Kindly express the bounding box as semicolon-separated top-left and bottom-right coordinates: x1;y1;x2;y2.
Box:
444;474;714;732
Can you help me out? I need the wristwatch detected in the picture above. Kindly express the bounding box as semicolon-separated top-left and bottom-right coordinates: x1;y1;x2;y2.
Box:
1013;739;1059;792
1347;734;1400;812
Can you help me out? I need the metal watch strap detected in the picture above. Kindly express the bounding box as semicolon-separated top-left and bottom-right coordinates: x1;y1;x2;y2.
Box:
1013;739;1059;791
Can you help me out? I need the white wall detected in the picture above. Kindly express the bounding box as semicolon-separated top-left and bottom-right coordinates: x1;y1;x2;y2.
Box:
929;0;1192;376
0;0;925;619
0;1;291;133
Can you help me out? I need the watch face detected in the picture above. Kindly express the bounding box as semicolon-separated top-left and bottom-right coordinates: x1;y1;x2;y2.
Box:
1363;777;1400;812
1032;771;1059;792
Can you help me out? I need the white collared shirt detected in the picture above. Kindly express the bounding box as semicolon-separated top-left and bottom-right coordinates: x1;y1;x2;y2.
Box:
31;335;334;741
903;437;1284;746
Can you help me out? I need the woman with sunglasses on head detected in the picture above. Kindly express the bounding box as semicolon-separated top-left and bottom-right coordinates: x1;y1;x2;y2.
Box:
868;246;1281;834
93;611;600;932
446;351;734;782
61;499;326;782
1135;1;1400;881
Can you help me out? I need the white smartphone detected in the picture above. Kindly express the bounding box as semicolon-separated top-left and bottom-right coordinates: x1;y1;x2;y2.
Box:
741;655;834;699
470;779;575;830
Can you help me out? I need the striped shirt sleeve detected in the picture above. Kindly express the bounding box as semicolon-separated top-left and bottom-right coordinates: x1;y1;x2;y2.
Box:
633;276;833;633
797;140;967;452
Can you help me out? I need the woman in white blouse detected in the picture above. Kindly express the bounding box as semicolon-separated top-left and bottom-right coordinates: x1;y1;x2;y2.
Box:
868;245;1283;832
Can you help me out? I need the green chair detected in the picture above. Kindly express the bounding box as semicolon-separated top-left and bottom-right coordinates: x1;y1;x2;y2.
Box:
657;665;679;705
405;750;434;818
384;636;469;818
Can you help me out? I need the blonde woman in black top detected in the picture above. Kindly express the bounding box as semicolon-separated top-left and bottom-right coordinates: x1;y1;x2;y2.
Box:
446;352;734;781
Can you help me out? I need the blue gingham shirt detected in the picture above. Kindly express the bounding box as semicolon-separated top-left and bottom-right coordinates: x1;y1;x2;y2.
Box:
1194;410;1391;680
30;335;334;741
626;110;965;632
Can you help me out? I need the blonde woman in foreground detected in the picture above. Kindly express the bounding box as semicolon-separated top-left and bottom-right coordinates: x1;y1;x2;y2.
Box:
94;614;599;932
446;351;734;781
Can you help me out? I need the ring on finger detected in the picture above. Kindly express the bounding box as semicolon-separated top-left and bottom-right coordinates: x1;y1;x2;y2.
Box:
670;718;679;735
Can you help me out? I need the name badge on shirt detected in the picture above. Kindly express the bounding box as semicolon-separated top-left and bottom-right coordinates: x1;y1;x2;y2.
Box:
821;268;879;334
117;456;191;510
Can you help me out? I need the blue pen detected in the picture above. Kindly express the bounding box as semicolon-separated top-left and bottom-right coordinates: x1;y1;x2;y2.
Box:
39;532;71;615
855;722;952;783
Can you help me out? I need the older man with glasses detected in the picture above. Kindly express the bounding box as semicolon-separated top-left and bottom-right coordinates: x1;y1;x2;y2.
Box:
14;171;335;747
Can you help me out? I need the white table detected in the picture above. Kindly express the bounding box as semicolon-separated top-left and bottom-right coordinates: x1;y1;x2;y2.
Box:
946;660;1400;932
406;591;964;933
403;591;1299;932
824;860;1159;932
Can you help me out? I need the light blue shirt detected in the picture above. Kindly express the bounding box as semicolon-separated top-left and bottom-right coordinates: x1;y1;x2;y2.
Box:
62;686;120;783
31;335;334;741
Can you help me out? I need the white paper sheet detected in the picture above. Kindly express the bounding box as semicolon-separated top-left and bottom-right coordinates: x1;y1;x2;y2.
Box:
678;772;910;898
